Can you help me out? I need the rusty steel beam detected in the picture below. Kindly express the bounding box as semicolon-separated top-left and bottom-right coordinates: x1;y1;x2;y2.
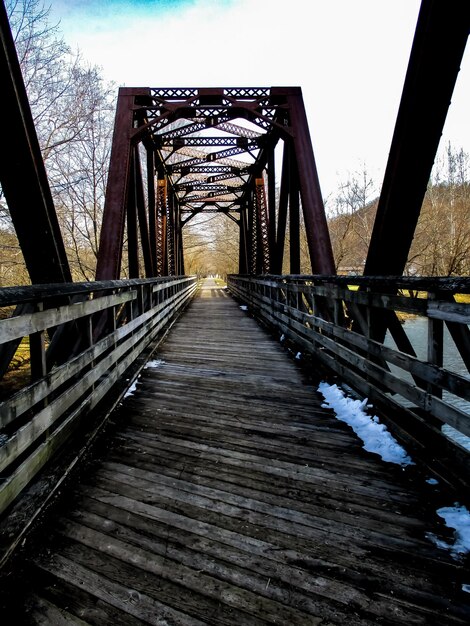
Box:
267;149;276;264
272;141;290;275
127;149;139;279
364;0;470;276
167;188;176;276
0;2;71;284
134;147;154;277
282;87;335;275
289;155;301;274
147;146;157;274
238;203;249;274
96;89;137;280
97;86;335;277
156;177;168;276
254;177;271;273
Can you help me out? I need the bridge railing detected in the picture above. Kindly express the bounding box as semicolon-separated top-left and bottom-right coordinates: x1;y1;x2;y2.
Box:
0;276;197;517
228;274;470;484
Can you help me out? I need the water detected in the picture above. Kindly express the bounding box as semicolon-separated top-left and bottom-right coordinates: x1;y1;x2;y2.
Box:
383;317;470;450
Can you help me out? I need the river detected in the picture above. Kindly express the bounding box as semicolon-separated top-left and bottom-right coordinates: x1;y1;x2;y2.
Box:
383;317;470;451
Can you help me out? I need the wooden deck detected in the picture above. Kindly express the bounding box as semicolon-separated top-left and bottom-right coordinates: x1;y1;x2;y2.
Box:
4;279;470;624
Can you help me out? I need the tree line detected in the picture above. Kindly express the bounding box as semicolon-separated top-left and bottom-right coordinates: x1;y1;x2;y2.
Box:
0;1;468;285
326;145;470;276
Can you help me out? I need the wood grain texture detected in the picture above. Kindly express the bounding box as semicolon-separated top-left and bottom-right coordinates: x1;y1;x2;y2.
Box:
5;279;470;625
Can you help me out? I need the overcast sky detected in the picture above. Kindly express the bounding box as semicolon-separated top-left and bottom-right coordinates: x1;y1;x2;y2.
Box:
48;0;469;202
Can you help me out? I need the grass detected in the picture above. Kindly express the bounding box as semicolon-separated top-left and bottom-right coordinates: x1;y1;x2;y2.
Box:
0;338;31;401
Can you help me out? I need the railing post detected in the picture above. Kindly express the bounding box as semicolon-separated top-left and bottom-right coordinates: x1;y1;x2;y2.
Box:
29;303;47;382
427;291;444;399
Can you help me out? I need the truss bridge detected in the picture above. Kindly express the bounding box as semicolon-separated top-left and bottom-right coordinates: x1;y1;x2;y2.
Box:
0;0;470;623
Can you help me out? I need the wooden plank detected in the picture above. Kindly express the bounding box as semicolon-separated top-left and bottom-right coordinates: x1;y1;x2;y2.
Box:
6;279;470;625
0;291;136;344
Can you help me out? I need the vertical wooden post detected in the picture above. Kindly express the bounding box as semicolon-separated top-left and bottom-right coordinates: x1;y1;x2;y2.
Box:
29;304;47;382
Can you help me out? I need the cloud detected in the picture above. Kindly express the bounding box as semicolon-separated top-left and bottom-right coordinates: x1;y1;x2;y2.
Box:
49;0;469;200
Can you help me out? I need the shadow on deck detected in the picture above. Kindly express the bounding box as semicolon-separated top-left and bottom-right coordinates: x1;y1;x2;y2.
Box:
2;279;470;624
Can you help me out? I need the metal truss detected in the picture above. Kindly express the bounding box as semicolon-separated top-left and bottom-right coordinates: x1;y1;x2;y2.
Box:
96;86;336;278
254;178;270;274
93;3;468;280
2;1;468;285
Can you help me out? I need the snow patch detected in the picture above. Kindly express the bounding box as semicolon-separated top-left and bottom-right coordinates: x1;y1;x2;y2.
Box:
280;334;285;342
145;359;164;369
462;584;470;593
426;505;470;558
295;352;302;360
239;305;248;311
124;378;139;397
426;478;439;485
318;382;414;466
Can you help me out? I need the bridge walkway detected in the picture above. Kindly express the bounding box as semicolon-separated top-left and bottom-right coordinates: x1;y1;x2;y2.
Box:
7;279;470;624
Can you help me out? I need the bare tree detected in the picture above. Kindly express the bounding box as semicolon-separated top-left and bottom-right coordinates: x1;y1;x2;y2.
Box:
409;144;470;276
0;0;115;283
327;166;377;273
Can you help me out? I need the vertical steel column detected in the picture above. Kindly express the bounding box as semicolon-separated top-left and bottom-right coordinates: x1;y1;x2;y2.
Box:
255;177;270;273
96;88;135;280
273;141;290;275
134;147;154;277
248;189;257;275
285;88;335;275
176;211;185;276
0;2;71;284
238;204;249;274
167;187;176;276
289;154;300;274
267;148;277;263
364;0;470;276
127;149;139;278
156;176;168;276
147;146;157;274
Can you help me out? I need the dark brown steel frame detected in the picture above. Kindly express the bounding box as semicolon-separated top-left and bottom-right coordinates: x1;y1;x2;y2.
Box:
0;0;468;286
95;86;336;279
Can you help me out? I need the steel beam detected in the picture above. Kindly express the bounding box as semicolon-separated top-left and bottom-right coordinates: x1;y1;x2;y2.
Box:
238;203;249;274
254;177;270;273
147;146;157;274
127;149;139;279
364;0;470;276
95;89;137;280
273;141;290;274
267;149;276;263
0;2;71;284
282;88;335;275
289;155;300;274
97;86;335;277
134;147;154;277
156;177;168;276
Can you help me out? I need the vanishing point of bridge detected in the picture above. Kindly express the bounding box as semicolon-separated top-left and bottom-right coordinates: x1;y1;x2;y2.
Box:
0;1;470;624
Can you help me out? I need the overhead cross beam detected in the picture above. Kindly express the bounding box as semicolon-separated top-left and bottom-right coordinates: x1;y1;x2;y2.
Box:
96;86;335;279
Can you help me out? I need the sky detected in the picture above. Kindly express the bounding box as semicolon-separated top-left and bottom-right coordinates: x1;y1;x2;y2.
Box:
48;0;469;203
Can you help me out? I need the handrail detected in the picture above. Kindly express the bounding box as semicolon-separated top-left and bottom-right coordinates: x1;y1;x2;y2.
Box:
228;274;470;486
0;276;197;516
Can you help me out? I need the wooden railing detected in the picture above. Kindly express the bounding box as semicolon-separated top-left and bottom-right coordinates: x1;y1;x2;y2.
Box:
0;276;197;517
228;274;470;485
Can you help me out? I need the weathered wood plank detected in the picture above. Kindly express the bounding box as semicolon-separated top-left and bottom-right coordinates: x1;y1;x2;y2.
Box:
5;279;470;625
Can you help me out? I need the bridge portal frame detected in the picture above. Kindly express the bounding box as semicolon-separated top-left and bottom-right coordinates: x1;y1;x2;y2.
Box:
95;86;336;280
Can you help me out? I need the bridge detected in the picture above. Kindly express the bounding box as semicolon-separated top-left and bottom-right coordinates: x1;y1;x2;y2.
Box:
0;0;470;623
